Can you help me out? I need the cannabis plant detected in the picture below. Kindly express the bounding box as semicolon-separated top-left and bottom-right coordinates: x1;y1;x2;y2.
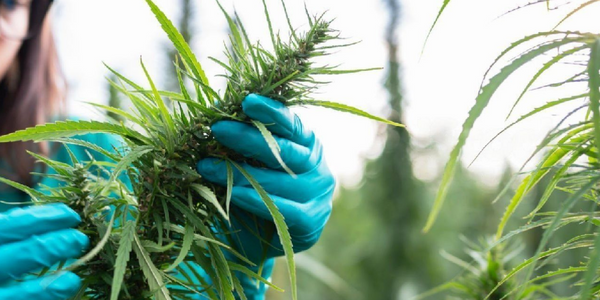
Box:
0;0;402;299
418;238;520;300
422;0;600;299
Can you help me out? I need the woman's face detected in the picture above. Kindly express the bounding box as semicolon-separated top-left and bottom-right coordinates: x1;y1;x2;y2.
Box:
0;0;31;80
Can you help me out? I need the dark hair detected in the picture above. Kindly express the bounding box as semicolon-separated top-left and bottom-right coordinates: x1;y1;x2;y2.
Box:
0;3;66;186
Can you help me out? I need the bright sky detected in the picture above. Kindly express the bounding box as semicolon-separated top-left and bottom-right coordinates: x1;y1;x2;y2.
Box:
50;0;600;188
402;0;600;185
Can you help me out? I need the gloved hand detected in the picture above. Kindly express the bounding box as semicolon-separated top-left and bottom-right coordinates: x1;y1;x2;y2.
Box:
196;94;335;298
0;203;89;300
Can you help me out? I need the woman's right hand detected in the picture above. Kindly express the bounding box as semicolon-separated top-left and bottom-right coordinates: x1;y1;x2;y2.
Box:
0;203;89;300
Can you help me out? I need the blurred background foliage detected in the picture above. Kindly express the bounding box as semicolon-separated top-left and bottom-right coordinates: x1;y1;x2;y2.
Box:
96;0;587;299
269;0;523;298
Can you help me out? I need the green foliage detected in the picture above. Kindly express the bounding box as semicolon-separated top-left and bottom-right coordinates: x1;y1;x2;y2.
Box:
284;0;464;298
287;100;403;127
163;0;194;95
0;120;149;144
417;239;519;300
424;32;590;233
111;220;136;300
422;0;451;55
0;0;402;299
251;120;295;176
423;0;600;299
133;232;171;300
230;159;298;298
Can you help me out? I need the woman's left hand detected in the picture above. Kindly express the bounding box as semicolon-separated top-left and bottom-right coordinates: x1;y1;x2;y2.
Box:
196;94;335;264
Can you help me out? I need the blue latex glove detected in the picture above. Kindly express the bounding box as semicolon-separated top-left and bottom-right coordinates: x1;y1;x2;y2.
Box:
196;94;335;298
0;203;89;300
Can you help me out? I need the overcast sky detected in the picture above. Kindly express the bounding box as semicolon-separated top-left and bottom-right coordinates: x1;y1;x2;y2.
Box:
50;0;600;189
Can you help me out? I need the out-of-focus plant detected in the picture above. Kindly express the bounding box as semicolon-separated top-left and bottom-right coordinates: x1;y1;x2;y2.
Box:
268;0;513;298
163;0;194;95
422;0;600;298
419;238;521;300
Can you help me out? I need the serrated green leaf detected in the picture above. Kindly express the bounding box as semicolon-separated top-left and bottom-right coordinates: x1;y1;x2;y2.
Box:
163;275;200;298
133;232;171;300
166;224;254;266
165;222;195;272
86;102;144;127
168;198;236;297
495;132;589;239
262;70;301;95
260;0;277;51
553;0;600;29
169;96;217;117
110;220;137;300
279;0;298;43
140;57;177;154
251;120;296;177
207;246;235;300
226;161;234;218
579;38;600;300
107;79;161;130
580;231;600;299
145;0;211;103
506;45;587;120
141;240;176;253
480;31;584;90
424;37;584;233
421;0;451;55
485;236;594;299
108;146;153;185
175;56;192;102
233;10;260;75
588;39;600;161
527;144;588;220
469;93;587;166
231;275;248;300
0;177;45;201
514;177;600;297
103;62;148;98
318;67;382;75
50;137;120;162
288;100;404;128
229;262;284;291
0;120;150;145
26;150;72;176
229;160;297;300
63;145;79;166
190;183;228;221
217;1;244;55
189;247;221;299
